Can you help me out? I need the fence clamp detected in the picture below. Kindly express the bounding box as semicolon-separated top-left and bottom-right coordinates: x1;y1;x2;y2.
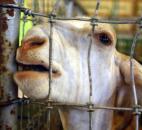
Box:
87;102;94;112
137;17;142;29
46;99;53;109
48;13;56;23
91;17;98;27
132;105;142;115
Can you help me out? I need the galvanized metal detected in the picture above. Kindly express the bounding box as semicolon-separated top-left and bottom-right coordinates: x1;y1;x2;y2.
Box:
130;30;142;130
0;0;22;130
66;0;74;17
1;4;142;24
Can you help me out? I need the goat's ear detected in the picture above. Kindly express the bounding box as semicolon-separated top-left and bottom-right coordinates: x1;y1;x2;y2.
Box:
119;53;142;105
115;53;142;128
119;58;142;87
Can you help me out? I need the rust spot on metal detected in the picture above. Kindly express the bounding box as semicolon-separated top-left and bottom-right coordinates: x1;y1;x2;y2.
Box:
5;125;12;130
0;0;15;4
0;1;15;73
0;16;8;72
7;9;14;17
0;17;8;32
0;0;15;17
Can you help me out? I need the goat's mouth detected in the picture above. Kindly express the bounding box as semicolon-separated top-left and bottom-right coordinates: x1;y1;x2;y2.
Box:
13;63;61;99
14;63;61;79
22;64;59;74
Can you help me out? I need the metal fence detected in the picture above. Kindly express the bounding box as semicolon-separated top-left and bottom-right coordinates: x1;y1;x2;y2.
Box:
0;0;142;130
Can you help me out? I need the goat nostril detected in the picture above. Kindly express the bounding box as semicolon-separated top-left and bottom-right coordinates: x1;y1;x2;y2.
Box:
21;37;47;50
21;40;45;50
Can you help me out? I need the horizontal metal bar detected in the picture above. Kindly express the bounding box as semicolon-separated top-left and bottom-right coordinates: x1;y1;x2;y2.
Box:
0;98;142;113
0;4;142;25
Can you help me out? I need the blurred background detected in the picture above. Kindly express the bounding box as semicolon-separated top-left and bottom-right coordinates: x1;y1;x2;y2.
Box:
21;0;142;63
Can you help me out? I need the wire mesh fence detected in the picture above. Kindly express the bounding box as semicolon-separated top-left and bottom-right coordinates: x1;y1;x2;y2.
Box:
0;0;142;130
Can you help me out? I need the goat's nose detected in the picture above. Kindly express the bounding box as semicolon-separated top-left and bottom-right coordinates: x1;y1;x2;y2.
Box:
21;37;47;50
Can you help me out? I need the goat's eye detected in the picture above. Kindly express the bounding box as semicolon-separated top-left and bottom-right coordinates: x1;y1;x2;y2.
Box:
98;33;111;45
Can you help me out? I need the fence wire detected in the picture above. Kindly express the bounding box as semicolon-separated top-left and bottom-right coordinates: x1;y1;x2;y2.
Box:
0;1;142;130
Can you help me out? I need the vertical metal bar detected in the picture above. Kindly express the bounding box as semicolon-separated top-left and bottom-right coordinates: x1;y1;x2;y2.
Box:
27;101;30;130
47;109;51;130
47;0;61;128
20;101;23;129
135;115;139;130
19;13;27;130
37;104;41;130
89;111;92;130
48;17;53;100
130;30;141;130
66;0;74;17
130;31;141;105
94;0;101;17
47;0;62;128
0;0;22;130
88;36;93;130
88;1;102;130
47;16;54;130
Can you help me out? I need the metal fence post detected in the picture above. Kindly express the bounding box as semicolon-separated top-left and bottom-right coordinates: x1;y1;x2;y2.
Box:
0;0;22;130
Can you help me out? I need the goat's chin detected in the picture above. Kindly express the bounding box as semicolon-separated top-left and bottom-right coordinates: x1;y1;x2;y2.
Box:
14;71;50;99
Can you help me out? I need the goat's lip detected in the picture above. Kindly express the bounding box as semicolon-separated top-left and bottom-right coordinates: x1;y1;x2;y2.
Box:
15;63;61;78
